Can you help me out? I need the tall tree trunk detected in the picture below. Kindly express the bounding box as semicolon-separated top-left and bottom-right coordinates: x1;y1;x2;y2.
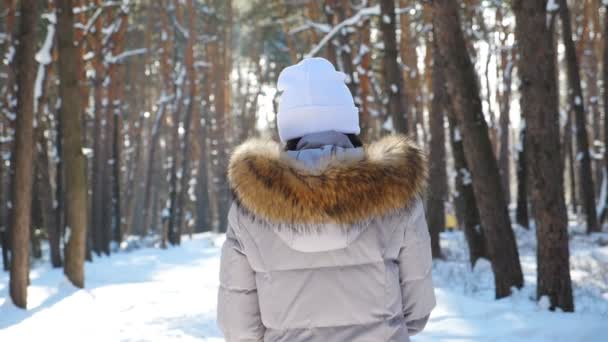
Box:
9;0;37;309
142;1;172;237
401;1;420;141
603;0;608;224
90;0;106;255
174;0;198;244
322;1;338;65
0;0;17;272
208;1;231;233
497;9;514;205
448;114;488;267
357;20;373;140
380;0;407;133
564;111;578;212
515;125;529;229
56;0;88;288
513;0;574;312
581;0;602;197
107;8;128;246
54;101;66;258
195;140;211;233
431;0;523;298
557;0;599;233
196;51;213;233
427;41;447;259
167;85;184;245
34;0;61;268
326;0;357;96
36;125;61;267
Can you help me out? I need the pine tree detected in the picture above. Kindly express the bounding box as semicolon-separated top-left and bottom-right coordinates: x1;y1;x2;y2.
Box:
56;0;88;288
513;0;574;312
431;0;523;298
9;0;38;309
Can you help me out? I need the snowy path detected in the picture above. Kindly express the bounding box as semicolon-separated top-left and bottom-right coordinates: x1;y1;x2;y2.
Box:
0;235;224;342
1;232;607;342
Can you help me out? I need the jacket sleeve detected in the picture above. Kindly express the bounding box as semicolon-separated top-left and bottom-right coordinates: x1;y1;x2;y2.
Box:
217;206;265;342
398;199;436;336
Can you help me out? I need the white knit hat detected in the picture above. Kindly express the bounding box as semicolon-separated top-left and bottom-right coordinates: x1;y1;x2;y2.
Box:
276;57;360;142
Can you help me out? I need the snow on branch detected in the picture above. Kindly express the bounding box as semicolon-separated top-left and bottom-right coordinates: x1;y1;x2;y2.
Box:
73;1;124;15
80;7;103;37
34;11;57;114
305;5;380;58
546;0;559;12
102;17;123;46
171;16;189;40
288;21;331;35
105;48;148;64
194;61;211;69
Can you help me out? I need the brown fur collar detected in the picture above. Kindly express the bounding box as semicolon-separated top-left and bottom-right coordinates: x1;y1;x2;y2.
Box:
228;135;427;226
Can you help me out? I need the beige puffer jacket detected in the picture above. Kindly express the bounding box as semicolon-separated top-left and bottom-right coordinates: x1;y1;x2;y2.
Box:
218;133;436;342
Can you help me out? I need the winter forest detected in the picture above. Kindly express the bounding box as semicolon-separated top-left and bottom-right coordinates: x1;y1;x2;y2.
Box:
0;0;607;340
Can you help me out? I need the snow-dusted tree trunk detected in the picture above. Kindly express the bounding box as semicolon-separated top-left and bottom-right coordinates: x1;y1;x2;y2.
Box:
142;0;172;237
577;0;602;197
435;35;488;267
401;1;421;142
56;0;88;289
34;1;61;268
106;7;129;246
90;0;107;255
515;125;529;229
379;0;407;133
513;0;573;312
603;0;608;224
327;0;357;97
496;7;513;205
9;0;38;309
207;0;232;233
432;0;523;298
448;113;488;267
427;40;447;259
167;2;185;245
557;0;599;233
356;20;373;140
174;0;198;244
0;0;17;272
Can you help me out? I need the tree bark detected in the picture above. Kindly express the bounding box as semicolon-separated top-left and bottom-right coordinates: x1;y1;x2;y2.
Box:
106;7;128;246
448;114;488;267
0;0;17;271
380;0;407;133
515;125;529;229
9;0;37;309
174;0;198;244
36;121;62;267
603;0;608;224
90;0;106;255
401;1;421;141
426;41;447;259
431;0;523;298
208;2;231;232
513;0;574;312
56;0;89;288
166;2;185;245
497;9;514;205
557;0;598;233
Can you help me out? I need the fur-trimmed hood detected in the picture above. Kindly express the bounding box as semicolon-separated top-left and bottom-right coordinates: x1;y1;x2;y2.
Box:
227;135;427;226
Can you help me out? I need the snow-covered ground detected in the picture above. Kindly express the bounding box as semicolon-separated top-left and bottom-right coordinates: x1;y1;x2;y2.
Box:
1;226;607;342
